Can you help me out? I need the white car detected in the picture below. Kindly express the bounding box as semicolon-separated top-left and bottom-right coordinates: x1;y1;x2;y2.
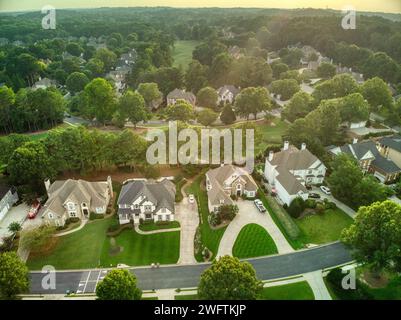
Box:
188;194;195;203
254;199;266;213
320;186;331;195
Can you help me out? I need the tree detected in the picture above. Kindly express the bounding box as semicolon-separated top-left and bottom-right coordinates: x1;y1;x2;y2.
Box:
361;77;393;112
165;99;195;122
118;90;147;128
83;78;116;124
362;52;401;84
198;256;263;300
185;60;209;94
0;252;29;299
282;91;314;122
94;48;117;71
339;93;370;123
271;62;289;79
112;130;147;168
197;108;218;127
66;42;83;57
287;197;306;218
8;222;22;235
317;62;336;79
313;74;359;103
234;87;271;120
66;72;89;94
271;79;300;101
96;269;142;300
0;85;15;133
341;200;401;274
19;225;55;252
85;58;104;77
137;82;162;109
220;104;236;125
209;53;233;87
197;87;218;109
230;56;272;88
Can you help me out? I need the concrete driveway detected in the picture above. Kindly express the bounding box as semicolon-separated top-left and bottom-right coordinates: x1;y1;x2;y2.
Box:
216;199;294;257
0;203;29;242
175;196;199;265
311;187;356;219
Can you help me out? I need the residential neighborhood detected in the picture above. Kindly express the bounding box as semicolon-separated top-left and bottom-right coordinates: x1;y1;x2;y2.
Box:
1;3;401;304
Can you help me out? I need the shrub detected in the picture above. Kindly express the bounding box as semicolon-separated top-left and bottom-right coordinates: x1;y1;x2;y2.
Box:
325;201;337;210
209;213;221;227
287;197;305;218
219;204;238;221
65;217;80;225
90;212;105;220
315;203;325;214
305;199;317;209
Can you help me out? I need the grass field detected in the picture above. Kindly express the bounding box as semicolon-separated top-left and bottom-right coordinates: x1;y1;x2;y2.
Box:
233;224;278;259
255;119;289;155
27;218;113;270
172;40;200;69
139;221;180;232
175;294;198;300
259;281;315;300
100;228;180;267
295;209;353;244
186;173;227;262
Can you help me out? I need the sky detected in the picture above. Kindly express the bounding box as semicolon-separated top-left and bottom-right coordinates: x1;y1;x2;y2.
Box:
0;0;400;13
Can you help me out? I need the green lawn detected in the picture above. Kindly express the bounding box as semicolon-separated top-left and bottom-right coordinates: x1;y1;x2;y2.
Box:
139;221;180;232
233;224;278;259
255;120;289;155
259;281;315;300
175;294;198;300
186;173;227;262
295;209;353;244
172;40;200;69
27;218;113;270
365;276;401;300
100;228;180;267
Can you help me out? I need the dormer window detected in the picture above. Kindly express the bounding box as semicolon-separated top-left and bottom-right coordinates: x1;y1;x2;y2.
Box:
48;212;54;219
67;203;75;211
134;204;139;209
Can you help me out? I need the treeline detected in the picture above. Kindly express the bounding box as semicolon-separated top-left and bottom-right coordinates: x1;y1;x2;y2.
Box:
0;127;148;193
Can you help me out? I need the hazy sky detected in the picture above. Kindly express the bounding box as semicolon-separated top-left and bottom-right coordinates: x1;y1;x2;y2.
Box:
0;0;400;13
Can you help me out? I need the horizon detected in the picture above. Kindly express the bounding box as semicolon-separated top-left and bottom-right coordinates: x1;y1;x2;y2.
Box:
0;1;400;14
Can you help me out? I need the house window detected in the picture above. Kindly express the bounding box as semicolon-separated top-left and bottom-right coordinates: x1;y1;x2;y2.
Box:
48;212;54;219
67;203;75;211
70;212;77;218
144;205;152;212
237;184;241;190
134;204;139;209
145;213;152;219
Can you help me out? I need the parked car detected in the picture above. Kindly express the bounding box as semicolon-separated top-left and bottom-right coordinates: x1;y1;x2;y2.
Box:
254;199;266;213
188;194;195;204
28;200;41;219
308;192;321;199
320;186;331;195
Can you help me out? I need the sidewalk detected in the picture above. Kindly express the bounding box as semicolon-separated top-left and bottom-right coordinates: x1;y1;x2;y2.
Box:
303;271;332;300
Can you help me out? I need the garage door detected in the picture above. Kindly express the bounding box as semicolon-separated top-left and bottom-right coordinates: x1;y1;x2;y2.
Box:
0;204;10;222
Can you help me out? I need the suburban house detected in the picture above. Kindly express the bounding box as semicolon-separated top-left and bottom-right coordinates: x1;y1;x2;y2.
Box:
228;45;243;59
167;88;196;106
117;179;176;224
307;55;332;71
205;165;258;213
42;177;113;227
32;77;57;90
336;65;364;84
328;138;401;183
264;142;327;206
0;184;18;222
217;85;240;104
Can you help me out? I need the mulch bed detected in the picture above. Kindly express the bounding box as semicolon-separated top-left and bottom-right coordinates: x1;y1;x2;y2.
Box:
361;270;389;288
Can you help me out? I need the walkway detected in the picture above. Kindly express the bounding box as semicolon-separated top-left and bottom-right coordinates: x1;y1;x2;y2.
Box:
216;200;294;257
303;270;332;300
54;219;88;237
133;224;180;235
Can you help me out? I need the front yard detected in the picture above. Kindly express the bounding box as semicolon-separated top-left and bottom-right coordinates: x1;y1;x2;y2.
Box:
294;209;353;244
233;223;278;258
186;174;227;262
259;281;314;300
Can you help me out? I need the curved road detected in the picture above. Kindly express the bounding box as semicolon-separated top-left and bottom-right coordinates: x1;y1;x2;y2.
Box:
29;242;352;294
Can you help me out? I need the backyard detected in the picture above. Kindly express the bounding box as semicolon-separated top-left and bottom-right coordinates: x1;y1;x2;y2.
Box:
255;119;288;155
232;223;278;258
186;173;227;262
294;208;353;244
172;40;200;69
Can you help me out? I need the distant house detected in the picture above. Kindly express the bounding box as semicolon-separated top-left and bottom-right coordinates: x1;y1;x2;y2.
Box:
0;184;18;222
328;138;401;183
106;70;127;93
117;179;176;225
264;142;327;206
307;55;332;71
32;77;57;90
42;178;113;227
228;46;243;60
167;88;196;106
217;85;240;104
377;135;401;174
205;165;258;213
336;65;364;84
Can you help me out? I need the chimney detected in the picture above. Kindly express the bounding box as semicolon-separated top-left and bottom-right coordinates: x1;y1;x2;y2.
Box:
268;151;274;162
353;138;358;144
301;143;306;150
283;141;289;151
107;176;113;195
44;179;51;193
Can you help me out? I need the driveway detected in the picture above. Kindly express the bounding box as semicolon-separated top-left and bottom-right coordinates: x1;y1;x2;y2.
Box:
216;199;294;257
0;203;29;242
311;187;356;219
175;196;199;265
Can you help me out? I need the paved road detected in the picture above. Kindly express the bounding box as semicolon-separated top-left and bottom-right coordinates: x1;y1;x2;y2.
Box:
29;242;352;294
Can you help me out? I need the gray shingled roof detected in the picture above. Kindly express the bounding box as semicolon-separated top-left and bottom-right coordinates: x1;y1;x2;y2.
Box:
379;135;401;153
118;179;176;214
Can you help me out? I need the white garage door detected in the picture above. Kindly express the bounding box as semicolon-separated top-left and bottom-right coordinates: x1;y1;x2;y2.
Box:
0;204;10;222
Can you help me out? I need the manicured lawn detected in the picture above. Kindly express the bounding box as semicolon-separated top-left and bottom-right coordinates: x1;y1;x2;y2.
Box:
186;173;227;262
233;223;278;258
175;294;198;300
259;281;315;300
100;228;180;267
365;276;401;300
172;40;200;69
27;218;113;270
139;221;180;232
294;209;353;244
255;119;289;155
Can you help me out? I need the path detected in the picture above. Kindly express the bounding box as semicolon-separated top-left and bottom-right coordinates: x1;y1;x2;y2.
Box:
303;270;332;300
216;199;294;257
133;224;180;235
54;219;88;237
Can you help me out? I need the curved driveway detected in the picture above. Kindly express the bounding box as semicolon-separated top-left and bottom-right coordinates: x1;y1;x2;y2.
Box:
29;242;352;294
